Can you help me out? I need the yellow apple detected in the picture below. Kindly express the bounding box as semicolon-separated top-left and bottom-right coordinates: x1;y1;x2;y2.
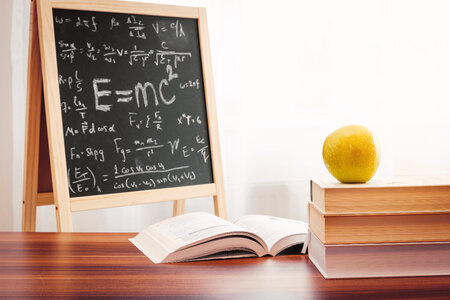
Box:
322;125;380;183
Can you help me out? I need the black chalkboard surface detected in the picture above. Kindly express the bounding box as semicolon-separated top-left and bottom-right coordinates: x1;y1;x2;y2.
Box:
53;8;213;197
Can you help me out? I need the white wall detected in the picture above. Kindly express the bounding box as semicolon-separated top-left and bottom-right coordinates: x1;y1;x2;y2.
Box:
4;0;450;231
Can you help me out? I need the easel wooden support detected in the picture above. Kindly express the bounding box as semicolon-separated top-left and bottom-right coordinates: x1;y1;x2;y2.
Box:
22;0;227;232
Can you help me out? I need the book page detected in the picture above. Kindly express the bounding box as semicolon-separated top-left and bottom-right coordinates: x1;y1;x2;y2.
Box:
314;175;450;189
234;215;308;253
130;212;267;263
185;250;257;262
149;212;247;249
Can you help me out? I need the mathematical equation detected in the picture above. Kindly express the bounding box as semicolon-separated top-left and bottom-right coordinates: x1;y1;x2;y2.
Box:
55;13;189;67
57;40;192;68
53;9;213;197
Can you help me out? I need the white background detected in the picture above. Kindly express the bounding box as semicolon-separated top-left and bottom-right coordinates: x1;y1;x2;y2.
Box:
1;0;450;231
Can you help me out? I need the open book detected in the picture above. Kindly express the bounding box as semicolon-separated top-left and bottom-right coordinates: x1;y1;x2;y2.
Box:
130;212;309;264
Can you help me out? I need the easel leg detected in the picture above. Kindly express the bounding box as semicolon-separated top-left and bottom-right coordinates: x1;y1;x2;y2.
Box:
22;198;38;232
34;0;73;232
22;0;42;232
173;200;185;216
55;203;73;232
213;195;227;219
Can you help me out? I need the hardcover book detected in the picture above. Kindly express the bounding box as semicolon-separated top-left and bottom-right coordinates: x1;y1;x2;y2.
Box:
311;176;450;214
308;202;450;244
308;231;450;278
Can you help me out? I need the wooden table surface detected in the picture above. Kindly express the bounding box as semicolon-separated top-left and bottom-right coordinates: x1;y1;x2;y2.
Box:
0;232;449;299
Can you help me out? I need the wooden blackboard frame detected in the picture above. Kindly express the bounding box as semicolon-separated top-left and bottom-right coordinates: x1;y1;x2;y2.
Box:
22;0;226;232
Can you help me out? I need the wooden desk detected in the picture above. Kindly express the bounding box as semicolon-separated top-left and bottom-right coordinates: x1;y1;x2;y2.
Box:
1;233;449;298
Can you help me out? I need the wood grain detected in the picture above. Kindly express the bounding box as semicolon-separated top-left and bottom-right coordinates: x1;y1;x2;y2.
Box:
51;0;199;18
36;192;54;206
22;0;42;232
69;184;216;212
198;7;227;219
37;0;73;231
173;199;186;216
0;232;449;298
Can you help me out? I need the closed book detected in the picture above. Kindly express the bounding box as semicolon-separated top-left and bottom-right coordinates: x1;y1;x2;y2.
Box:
308;231;450;279
311;176;450;214
308;202;450;244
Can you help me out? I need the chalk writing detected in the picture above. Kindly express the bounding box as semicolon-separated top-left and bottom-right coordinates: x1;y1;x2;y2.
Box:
53;9;213;197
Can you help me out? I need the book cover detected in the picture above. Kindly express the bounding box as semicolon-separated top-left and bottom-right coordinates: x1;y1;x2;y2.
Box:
308;231;450;279
311;176;450;214
308;202;450;244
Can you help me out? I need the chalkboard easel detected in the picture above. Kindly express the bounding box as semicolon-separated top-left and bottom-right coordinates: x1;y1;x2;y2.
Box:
22;0;227;232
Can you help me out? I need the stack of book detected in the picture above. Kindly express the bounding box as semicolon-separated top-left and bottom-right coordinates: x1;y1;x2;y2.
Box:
308;176;450;279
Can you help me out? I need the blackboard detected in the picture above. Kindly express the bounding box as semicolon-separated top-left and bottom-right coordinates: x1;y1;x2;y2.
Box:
23;0;226;232
52;8;213;197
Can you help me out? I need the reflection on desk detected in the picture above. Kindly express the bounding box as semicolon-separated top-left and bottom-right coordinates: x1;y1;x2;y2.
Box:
0;232;449;298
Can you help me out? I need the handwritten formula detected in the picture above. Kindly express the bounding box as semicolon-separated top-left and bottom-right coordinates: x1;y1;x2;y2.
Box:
53;9;213;197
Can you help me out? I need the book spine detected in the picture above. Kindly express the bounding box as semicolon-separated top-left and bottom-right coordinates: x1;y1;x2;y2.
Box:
309;202;450;244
